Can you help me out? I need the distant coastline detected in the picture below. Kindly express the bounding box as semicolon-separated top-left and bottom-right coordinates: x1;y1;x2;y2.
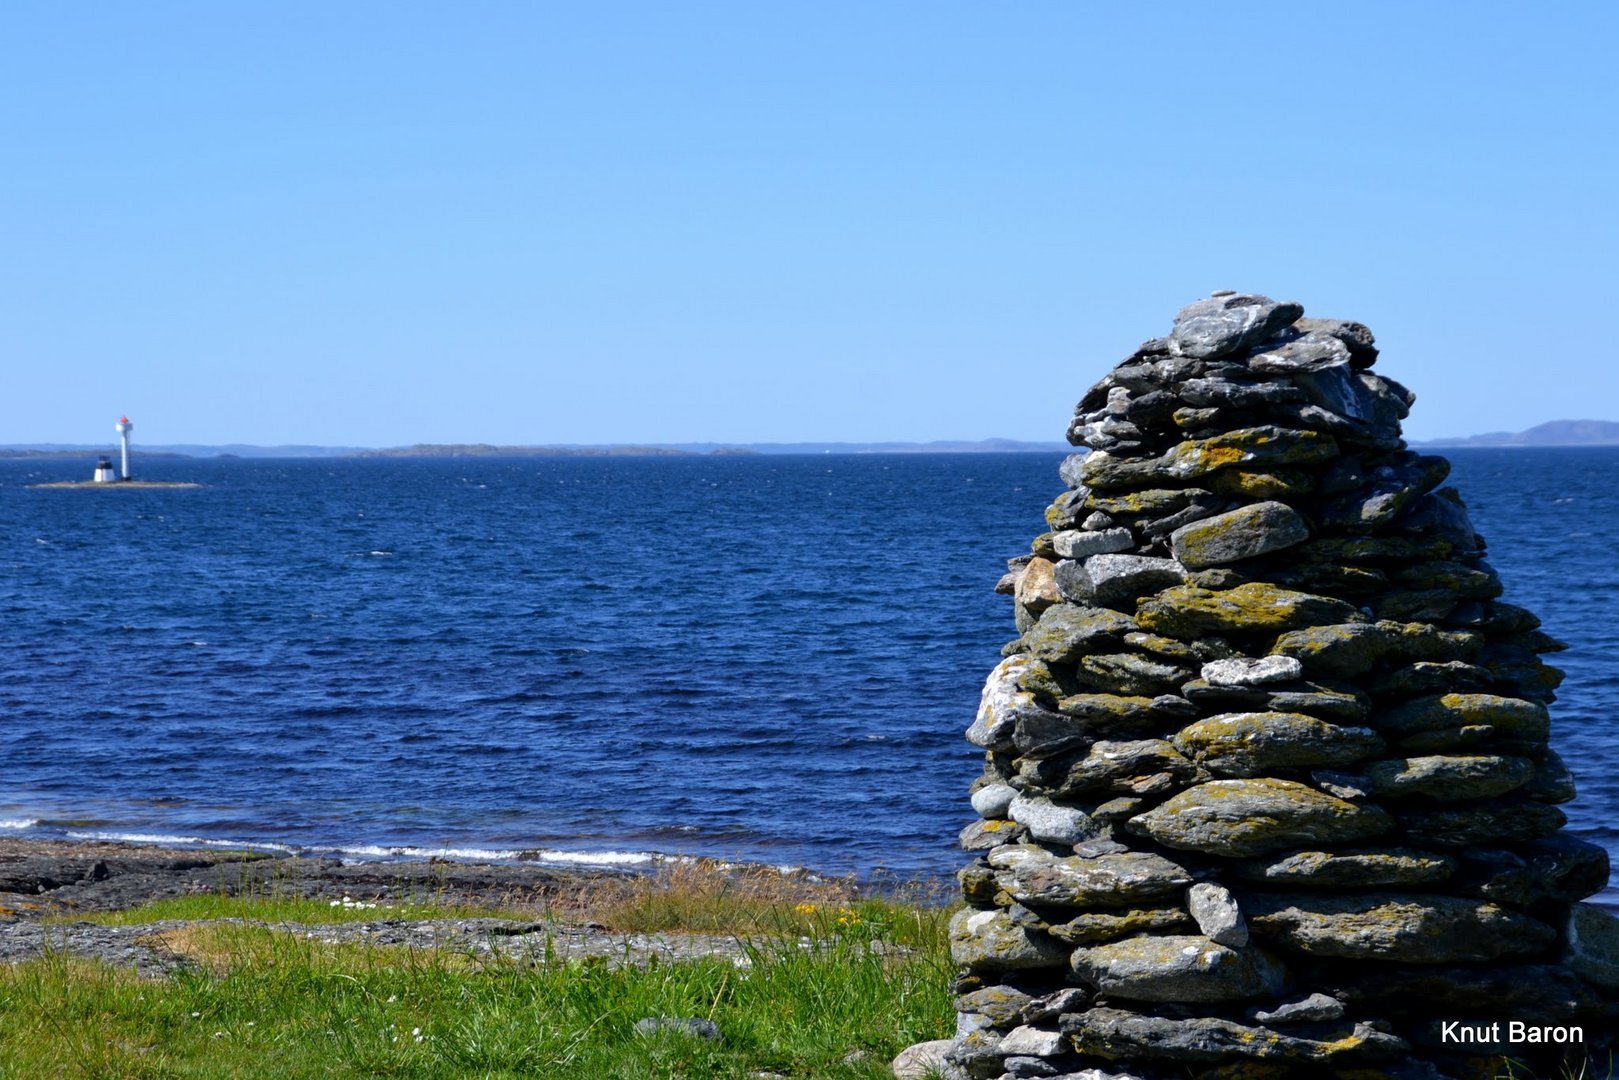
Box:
9;421;1619;460
0;438;1073;459
1412;419;1619;448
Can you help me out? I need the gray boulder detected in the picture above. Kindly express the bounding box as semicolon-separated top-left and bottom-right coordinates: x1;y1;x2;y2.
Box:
1244;892;1555;962
1168;293;1305;359
1128;778;1393;857
1069;935;1288;1003
1188;882;1248;947
1170;501;1311;568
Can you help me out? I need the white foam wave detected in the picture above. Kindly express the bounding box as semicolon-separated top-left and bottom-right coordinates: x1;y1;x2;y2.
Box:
63;830;295;854
0;818;39;830
307;843;657;868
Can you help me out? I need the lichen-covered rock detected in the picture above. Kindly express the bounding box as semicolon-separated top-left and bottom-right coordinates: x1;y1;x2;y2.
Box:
1243;893;1556;962
1268;622;1392;678
1169;501;1311;568
954;984;1032;1028
1171;712;1384;778
1023;604;1138;664
968;655;1050;750
949;908;1069;972
1315;754;1534;802
1048;738;1200;799
1073;652;1192;696
1127;779;1393;857
958;817;1026;851
1080;429;1337;491
1069;935;1288;1003
1061;1007;1409;1065
1044;906;1196;944
1232;847;1456;889
1136;583;1363;638
989;845;1191;909
1375;694;1549;744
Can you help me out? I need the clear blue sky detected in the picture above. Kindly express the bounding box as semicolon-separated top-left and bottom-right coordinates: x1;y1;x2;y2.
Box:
4;2;1615;447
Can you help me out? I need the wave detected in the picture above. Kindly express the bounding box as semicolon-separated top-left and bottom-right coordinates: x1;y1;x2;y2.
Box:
64;829;298;853
0;818;38;830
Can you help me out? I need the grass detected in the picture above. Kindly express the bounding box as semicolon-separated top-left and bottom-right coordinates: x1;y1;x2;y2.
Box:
1;861;957;1078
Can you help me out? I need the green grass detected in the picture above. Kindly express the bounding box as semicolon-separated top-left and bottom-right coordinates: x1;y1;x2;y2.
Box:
55;892;511;928
1;864;957;1078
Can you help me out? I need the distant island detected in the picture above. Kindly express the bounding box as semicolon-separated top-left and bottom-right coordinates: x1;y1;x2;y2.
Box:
1415;419;1619;448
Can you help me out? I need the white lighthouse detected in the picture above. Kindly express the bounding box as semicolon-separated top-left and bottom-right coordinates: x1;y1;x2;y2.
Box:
115;415;132;480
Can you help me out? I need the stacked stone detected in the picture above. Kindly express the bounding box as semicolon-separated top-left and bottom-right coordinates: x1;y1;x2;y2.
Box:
942;293;1619;1080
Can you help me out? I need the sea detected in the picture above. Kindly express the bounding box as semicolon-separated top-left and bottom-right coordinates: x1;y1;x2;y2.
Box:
1;449;1615;905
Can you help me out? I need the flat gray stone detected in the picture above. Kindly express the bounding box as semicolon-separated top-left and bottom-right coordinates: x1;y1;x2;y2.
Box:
1062;1008;1409;1065
1074;651;1192;696
1188;882;1248;947
1172;712;1384;777
1170;501;1311;568
1128;778;1393;857
1059;554;1185;608
1293;317;1377;364
1233;847;1456;889
1051;527;1134;560
1247;330;1352;373
1200;655;1303;686
990;844;1191;909
1023;604;1138;663
1008;794;1108;845
949;907;1069;972
997;1025;1065;1058
1050;738;1200;799
1318;754;1533;802
1136;583;1363;638
1168;293;1305;360
1245;892;1556;963
1252;993;1346;1025
1070;935;1288;1003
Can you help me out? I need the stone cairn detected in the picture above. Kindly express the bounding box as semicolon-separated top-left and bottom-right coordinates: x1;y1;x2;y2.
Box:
931;293;1619;1080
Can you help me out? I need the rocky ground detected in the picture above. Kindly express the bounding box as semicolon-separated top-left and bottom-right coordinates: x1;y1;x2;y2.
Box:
0;838;757;974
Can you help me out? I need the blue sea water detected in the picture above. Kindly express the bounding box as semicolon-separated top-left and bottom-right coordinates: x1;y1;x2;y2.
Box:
1;450;1615;903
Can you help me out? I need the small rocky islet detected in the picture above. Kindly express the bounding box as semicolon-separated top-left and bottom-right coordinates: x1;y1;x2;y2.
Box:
917;293;1619;1080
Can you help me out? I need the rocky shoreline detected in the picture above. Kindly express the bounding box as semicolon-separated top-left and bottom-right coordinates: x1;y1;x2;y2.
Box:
0;837;757;973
